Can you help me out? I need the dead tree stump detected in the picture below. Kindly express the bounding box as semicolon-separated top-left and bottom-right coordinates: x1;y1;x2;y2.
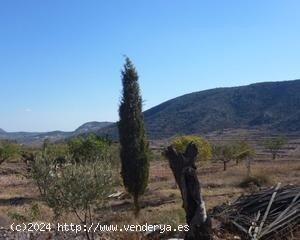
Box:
164;142;212;240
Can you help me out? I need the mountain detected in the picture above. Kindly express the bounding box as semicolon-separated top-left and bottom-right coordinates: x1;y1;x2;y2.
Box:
99;79;300;139
0;122;113;145
74;121;112;135
2;79;300;143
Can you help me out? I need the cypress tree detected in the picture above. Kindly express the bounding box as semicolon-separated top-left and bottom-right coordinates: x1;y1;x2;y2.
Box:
118;57;149;215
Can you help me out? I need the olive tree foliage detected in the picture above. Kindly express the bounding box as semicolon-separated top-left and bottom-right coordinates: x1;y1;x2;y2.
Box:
0;140;19;165
171;135;212;162
263;136;287;160
68;134;111;163
212;141;255;171
31;136;114;240
212;144;234;171
232;141;255;165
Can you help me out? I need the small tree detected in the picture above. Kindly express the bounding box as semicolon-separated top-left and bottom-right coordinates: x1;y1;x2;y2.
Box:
232;141;255;165
264;136;287;160
235;148;255;177
213;141;255;171
212;144;235;171
0;140;19;165
172;135;212;162
31;144;114;240
118;57;149;215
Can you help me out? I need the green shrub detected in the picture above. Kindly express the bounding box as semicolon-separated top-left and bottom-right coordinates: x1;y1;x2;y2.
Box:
8;212;27;222
27;203;41;221
68;134;110;164
0;140;19;165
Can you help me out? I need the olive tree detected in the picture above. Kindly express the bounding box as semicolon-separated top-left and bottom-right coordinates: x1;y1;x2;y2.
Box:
264;136;287;160
212;144;235;171
213;142;255;172
232;141;255;165
235;147;255;177
31;138;114;240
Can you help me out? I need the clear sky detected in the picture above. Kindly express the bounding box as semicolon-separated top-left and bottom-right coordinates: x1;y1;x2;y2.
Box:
0;0;300;132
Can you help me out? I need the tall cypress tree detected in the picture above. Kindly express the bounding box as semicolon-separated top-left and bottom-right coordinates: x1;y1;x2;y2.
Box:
118;57;149;215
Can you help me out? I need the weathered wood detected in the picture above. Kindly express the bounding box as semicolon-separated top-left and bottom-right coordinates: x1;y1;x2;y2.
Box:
215;184;300;240
164;142;212;240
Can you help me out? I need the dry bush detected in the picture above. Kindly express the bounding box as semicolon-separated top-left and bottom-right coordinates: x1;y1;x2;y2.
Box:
238;173;274;188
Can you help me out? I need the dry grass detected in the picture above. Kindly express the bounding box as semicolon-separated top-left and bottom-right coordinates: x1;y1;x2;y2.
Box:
0;155;299;239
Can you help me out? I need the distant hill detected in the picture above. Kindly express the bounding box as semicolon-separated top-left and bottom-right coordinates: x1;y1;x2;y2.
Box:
74;121;112;135
0;122;113;145
3;79;300;143
99;79;300;139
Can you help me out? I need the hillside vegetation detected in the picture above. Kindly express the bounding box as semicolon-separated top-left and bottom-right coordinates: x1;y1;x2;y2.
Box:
142;79;300;139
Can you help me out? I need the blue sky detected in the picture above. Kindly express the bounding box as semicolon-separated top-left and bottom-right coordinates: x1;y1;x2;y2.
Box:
0;0;300;132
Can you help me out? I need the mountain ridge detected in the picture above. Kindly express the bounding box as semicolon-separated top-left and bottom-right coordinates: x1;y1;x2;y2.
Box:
2;79;300;143
98;79;300;139
0;121;113;145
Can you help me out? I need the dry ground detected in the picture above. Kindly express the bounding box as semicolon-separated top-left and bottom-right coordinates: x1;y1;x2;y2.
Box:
0;154;299;239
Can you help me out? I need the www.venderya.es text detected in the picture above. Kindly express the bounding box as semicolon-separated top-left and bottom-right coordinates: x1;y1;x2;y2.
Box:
10;222;189;233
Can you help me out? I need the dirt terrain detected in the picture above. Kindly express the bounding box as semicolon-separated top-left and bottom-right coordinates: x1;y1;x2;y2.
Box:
0;131;300;239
